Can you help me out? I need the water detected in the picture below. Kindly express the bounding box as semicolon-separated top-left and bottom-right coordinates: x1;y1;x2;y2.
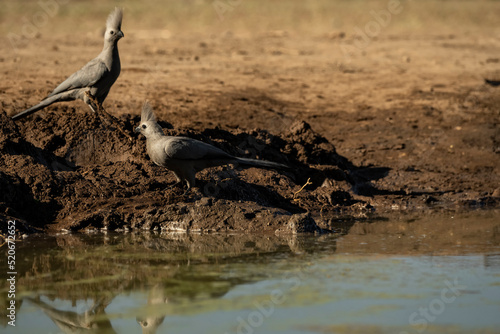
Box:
1;211;500;334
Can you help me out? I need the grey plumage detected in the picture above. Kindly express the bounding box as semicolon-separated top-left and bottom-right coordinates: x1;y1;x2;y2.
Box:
135;102;289;190
12;8;124;121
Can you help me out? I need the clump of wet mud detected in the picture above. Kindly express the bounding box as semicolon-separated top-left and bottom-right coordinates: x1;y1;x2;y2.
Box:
0;109;353;234
0;107;497;235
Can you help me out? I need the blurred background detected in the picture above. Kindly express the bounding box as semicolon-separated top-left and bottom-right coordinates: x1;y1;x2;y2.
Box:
1;0;500;38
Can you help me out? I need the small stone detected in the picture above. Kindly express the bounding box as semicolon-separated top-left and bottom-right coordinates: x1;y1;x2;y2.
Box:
275;213;322;235
289;120;311;135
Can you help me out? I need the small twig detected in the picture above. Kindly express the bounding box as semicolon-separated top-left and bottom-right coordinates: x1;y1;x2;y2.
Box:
319;203;331;221
293;177;312;201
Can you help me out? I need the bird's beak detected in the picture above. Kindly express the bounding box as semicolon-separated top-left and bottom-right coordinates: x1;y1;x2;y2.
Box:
134;126;141;133
118;30;124;38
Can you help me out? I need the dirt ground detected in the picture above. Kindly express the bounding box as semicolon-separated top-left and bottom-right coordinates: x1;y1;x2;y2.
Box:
1;1;500;234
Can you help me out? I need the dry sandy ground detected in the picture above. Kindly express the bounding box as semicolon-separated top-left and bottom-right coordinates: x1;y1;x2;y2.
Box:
1;1;499;234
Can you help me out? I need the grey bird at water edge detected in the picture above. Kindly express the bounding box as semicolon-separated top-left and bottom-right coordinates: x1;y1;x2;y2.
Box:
134;101;290;191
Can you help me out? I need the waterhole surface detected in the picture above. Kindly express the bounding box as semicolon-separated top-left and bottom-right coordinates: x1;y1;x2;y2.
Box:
2;211;499;334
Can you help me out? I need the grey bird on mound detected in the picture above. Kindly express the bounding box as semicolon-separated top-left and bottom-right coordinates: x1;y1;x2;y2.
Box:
12;8;124;121
135;102;289;190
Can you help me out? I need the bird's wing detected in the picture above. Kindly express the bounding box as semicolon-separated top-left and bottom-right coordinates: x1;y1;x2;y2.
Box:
48;58;109;97
164;137;233;161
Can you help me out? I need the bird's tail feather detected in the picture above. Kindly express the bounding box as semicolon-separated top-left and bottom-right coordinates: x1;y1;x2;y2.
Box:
12;94;67;121
235;157;290;170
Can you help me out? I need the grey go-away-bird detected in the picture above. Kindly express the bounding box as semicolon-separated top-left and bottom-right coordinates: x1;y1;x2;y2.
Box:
135;102;289;190
11;7;124;121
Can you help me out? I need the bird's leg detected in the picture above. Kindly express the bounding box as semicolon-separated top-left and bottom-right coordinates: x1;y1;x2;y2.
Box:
166;173;193;196
87;103;97;113
84;91;100;113
166;181;190;196
182;187;191;196
183;178;195;196
167;181;183;190
84;90;106;115
173;173;182;184
167;173;184;190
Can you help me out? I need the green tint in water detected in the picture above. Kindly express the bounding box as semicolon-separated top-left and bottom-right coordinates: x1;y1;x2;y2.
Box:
1;212;500;333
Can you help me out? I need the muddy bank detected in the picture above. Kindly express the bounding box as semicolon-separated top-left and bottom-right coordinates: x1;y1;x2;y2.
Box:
0;110;354;234
0;103;498;235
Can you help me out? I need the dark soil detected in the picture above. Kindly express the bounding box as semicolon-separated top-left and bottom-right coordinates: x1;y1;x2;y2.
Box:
0;109;366;234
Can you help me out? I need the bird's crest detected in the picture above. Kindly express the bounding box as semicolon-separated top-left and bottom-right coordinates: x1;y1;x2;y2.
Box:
141;101;156;123
106;7;123;30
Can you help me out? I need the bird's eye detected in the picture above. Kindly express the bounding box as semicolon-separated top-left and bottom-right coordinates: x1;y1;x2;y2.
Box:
110;30;115;35
142;124;147;129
